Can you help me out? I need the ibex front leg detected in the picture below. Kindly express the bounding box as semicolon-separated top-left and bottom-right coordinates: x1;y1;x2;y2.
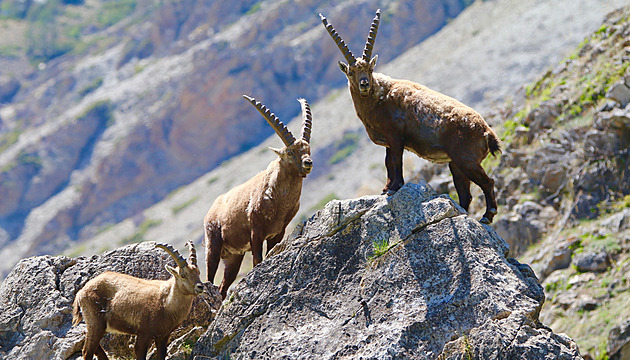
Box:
383;145;404;195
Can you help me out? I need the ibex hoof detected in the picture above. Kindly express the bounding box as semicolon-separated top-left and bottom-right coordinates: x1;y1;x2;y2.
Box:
480;217;492;225
386;189;397;196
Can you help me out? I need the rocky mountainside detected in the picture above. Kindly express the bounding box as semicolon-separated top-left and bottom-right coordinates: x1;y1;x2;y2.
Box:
0;0;473;279
483;8;630;359
2;0;630;358
0;182;582;359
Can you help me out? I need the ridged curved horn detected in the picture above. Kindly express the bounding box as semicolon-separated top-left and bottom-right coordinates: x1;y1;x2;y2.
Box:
243;95;296;146
362;9;380;61
298;98;312;143
186;240;197;267
319;13;356;66
155;243;187;268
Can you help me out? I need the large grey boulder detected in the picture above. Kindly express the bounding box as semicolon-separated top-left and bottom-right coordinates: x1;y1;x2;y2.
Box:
190;181;581;359
0;241;221;360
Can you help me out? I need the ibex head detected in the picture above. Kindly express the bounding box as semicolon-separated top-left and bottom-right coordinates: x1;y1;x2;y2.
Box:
243;95;313;178
320;9;380;97
156;241;203;295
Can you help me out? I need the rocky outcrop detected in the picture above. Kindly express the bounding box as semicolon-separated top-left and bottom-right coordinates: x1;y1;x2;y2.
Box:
0;241;221;360
190;181;580;359
608;319;630;360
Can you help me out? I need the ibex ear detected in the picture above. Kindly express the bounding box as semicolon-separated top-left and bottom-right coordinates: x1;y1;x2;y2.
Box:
269;147;282;156
369;55;378;69
338;61;349;75
165;264;178;277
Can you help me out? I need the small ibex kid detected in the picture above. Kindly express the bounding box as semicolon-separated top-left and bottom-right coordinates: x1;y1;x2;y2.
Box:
72;242;203;360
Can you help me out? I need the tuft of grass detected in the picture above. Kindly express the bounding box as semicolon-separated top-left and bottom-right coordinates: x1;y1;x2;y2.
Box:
172;196;199;215
97;0;136;27
78;77;103;97
329;132;360;165
309;193;337;212
207;176;219;185
368;236;395;261
245;2;262;15
121;218;162;244
0;127;22;153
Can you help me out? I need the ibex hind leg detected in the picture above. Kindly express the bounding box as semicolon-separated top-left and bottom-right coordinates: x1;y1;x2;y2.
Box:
134;334;152;360
219;253;245;299
155;335;169;360
205;223;223;284
95;344;108;360
83;321;108;360
454;161;497;224
449;162;472;211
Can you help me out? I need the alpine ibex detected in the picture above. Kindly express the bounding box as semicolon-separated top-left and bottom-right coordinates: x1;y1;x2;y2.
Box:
320;9;501;224
204;95;313;299
72;242;203;360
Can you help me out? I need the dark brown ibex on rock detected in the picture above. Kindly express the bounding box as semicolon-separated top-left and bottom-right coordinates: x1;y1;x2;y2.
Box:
320;9;502;224
204;96;313;299
72;242;203;360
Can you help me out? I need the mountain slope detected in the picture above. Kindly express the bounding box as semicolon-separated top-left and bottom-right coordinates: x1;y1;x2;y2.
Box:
0;0;473;278
58;0;629;272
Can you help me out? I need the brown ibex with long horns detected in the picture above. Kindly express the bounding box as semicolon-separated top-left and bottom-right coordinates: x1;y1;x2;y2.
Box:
320;9;501;224
72;241;203;360
204;96;313;299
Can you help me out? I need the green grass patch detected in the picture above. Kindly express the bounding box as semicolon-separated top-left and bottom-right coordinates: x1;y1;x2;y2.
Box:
78;77;103;97
78;99;115;127
0;127;22;153
172;196;199;215
207;176;219;185
615;195;630;210
245;1;262;15
579;232;621;254
309;193;338;212
369;236;391;261
97;0;136;27
121;218;162;244
66;243;87;258
329;132;360;165
0;44;22;58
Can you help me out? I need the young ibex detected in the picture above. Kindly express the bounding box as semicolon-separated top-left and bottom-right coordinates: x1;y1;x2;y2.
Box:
72;242;203;360
320;10;501;224
204;95;313;299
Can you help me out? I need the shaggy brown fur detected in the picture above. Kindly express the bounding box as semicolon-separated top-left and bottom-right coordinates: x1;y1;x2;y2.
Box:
72;242;202;360
320;10;501;223
204;96;313;299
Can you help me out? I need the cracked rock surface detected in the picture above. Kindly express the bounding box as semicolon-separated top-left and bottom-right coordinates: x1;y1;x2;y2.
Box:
191;181;581;359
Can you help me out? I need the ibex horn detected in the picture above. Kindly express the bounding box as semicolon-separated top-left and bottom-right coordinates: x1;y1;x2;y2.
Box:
319;13;356;66
186;240;197;267
243;95;296;147
362;9;380;61
155;243;187;269
298;98;312;144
